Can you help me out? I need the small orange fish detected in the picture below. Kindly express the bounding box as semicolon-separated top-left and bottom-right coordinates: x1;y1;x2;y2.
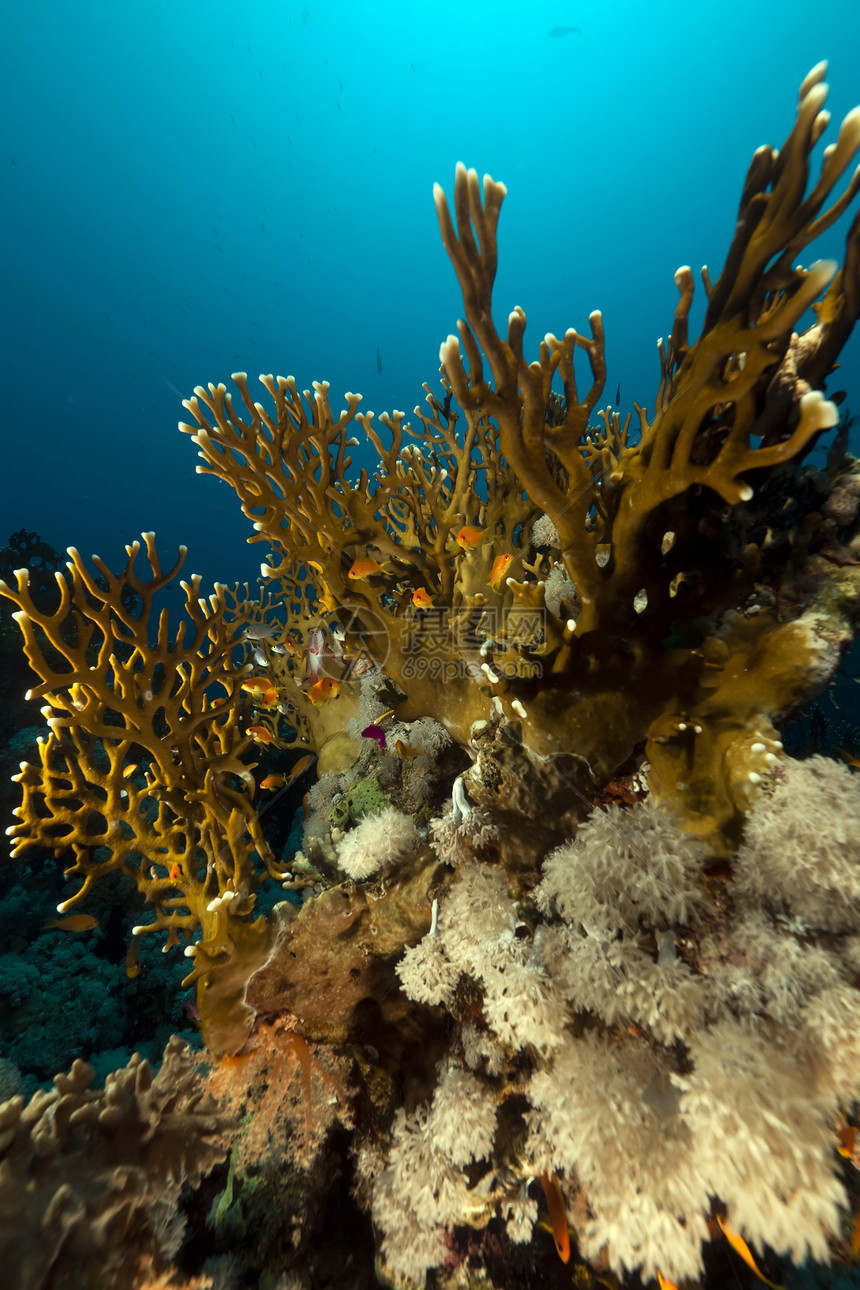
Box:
412;587;435;610
289;754;315;781
125;934;141;979
246;725;274;744
306;677;340;705
539;1173;570;1264
302;791;312;821
488;553;513;590
241;677;275;695
259;774;287;790
256;687;279;708
455;524;489;550
395;739;423;760
43;913;99;933
717;1216;783;1289
122;762;140;779
837;1121;856;1158
168;862;182;881
348;559;390;579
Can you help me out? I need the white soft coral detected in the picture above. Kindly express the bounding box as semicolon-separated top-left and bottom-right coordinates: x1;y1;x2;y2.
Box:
336;806;419;880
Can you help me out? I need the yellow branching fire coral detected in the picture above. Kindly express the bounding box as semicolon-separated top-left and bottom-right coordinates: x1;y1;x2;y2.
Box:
181;63;860;849
0;535;289;1053
180;368;537;748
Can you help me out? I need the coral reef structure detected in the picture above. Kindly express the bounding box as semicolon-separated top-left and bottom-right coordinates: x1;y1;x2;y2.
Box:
2;63;860;1290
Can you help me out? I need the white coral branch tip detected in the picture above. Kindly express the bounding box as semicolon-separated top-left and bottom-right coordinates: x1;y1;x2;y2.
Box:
452;775;472;825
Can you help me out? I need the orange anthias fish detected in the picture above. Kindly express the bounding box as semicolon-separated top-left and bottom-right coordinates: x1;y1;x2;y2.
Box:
455;524;489;550
837;1121;856;1158
246;725;274;744
289;754;315;781
259;774;287;791
348;559;390;580
43;913;99;932
306;677;340;705
168;862;182;882
274;633;301;657
717;1216;784;1289
488;553;513;590
412;587;435;610
241;677;275;696
395;739;423;760
242;679;280;707
539;1173;570;1263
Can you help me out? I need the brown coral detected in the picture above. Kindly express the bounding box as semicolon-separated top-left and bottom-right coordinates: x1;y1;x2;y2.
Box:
0;1037;234;1290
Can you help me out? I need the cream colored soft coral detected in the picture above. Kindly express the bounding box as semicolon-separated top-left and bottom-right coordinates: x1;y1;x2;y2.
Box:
396;898;460;1005
526;1030;709;1282
370;1071;498;1285
335;805;419;880
734;754;860;932
537;799;706;936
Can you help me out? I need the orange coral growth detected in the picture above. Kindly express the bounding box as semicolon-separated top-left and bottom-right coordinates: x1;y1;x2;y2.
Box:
205;1016;352;1169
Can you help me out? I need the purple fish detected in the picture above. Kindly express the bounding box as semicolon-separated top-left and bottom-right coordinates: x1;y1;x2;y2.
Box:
361;723;387;752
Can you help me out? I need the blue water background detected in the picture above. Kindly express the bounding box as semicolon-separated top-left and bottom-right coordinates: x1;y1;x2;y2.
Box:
3;0;860;591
